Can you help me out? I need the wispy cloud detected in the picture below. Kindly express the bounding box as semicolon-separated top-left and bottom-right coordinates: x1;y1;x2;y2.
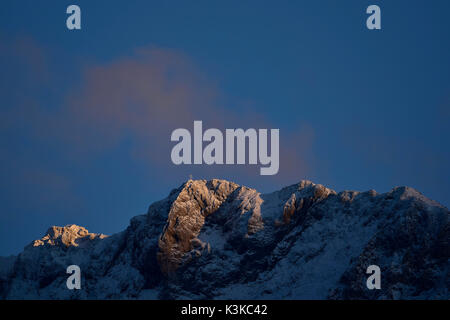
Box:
2;36;315;197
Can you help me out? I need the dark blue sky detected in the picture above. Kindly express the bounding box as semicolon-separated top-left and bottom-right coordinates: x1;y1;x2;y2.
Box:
1;1;449;255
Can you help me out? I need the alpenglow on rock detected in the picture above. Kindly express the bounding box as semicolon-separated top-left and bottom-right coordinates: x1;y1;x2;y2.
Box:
0;179;448;299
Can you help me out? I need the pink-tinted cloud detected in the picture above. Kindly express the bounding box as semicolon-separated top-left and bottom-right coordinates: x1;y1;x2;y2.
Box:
5;38;315;187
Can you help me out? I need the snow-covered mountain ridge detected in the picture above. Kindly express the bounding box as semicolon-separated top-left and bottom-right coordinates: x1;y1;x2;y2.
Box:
0;179;448;299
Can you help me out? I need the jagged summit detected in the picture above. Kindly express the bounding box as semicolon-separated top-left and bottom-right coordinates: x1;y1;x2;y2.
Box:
158;179;240;274
0;179;448;299
31;225;107;248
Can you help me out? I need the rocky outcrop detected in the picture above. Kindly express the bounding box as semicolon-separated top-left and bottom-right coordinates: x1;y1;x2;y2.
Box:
157;179;239;274
32;225;107;248
0;179;448;299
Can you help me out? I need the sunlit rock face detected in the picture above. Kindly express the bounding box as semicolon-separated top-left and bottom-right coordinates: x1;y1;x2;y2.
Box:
0;179;448;299
157;179;239;275
32;225;107;248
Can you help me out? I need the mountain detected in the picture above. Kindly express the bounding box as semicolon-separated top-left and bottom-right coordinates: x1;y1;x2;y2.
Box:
0;179;448;299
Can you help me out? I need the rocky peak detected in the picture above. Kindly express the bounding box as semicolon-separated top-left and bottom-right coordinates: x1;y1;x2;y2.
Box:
275;180;336;224
157;179;239;274
32;224;107;248
389;186;444;208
